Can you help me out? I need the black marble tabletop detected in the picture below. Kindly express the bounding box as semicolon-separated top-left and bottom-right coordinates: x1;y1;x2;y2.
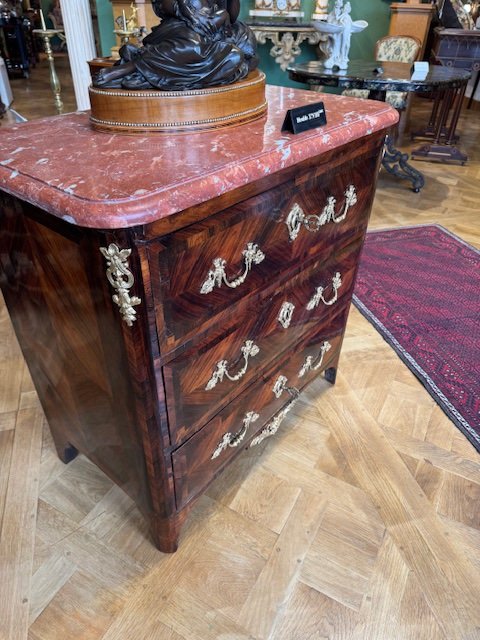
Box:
288;60;471;93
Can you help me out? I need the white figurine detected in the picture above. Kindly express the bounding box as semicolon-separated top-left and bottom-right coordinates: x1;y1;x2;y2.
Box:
312;0;367;70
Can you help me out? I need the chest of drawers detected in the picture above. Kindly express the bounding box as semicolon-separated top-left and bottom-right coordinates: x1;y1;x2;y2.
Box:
0;87;397;551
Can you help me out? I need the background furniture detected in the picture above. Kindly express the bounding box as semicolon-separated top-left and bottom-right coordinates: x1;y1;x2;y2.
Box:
430;27;480;107
0;85;396;552
342;34;422;139
388;0;435;59
247;20;325;71
289;60;471;188
0;12;35;77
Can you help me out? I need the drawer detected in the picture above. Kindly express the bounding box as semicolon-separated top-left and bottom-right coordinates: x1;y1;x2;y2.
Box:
164;238;362;446
149;151;378;354
172;317;345;509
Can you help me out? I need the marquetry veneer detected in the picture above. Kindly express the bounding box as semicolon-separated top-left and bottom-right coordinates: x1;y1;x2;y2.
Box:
0;87;397;551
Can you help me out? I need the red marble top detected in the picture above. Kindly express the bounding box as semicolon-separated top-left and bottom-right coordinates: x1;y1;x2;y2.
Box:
0;86;397;229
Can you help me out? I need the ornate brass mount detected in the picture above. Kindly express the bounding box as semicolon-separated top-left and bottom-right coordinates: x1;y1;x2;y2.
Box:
100;243;141;326
286;185;357;241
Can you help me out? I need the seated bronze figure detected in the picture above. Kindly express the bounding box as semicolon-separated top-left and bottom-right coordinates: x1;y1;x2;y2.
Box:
93;0;258;91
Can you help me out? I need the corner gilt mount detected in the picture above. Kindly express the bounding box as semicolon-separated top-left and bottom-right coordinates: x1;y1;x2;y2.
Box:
100;243;141;326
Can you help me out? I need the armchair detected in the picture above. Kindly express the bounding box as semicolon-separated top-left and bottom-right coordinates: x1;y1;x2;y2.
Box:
342;35;422;138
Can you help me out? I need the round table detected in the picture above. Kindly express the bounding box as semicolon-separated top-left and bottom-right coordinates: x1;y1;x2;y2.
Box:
288;60;471;192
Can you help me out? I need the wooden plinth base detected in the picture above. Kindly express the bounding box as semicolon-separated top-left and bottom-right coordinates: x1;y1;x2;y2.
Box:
89;70;267;134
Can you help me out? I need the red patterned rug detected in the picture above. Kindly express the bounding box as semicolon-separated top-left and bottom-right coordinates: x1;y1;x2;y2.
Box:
353;224;480;452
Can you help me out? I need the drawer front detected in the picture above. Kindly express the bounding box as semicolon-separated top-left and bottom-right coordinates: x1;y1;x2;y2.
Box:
149;151;378;354
164;239;362;446
172;317;346;509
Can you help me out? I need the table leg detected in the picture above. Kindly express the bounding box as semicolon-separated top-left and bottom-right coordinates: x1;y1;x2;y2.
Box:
411;84;468;165
410;90;458;142
446;83;466;145
367;88;425;193
382;135;425;193
467;70;480;110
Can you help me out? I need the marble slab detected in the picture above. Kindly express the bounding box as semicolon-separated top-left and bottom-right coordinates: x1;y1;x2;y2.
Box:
0;85;398;229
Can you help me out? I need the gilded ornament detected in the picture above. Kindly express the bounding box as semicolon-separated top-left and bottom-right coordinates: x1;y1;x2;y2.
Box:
278;301;295;329
205;340;260;390
298;340;331;377
307;272;342;310
211;411;259;459
100;243;141;326
285;184;357;241
200;242;265;294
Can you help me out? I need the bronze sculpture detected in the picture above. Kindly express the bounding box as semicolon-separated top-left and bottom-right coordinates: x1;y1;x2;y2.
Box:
93;0;258;91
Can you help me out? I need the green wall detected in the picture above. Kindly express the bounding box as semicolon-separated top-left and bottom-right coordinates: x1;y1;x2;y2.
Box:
241;0;392;88
95;0;116;56
42;0;115;56
93;0;392;83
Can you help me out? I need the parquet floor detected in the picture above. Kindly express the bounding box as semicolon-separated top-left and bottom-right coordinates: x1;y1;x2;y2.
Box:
1;58;480;640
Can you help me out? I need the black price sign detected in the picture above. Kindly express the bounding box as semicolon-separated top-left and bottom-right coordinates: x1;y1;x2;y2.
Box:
281;101;327;134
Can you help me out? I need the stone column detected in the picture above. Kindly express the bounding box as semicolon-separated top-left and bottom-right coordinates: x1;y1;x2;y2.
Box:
60;0;97;111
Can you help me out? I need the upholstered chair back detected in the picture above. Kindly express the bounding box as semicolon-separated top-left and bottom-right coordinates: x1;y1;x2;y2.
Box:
342;35;422;112
375;35;422;65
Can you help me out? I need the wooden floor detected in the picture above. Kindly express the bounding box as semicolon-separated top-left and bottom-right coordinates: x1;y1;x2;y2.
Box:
1;58;480;640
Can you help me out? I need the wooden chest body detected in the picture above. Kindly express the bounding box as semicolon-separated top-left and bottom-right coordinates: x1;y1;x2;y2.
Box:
0;87;397;551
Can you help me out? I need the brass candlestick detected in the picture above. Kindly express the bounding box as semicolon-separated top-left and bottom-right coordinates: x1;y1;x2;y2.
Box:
33;29;64;114
113;28;140;47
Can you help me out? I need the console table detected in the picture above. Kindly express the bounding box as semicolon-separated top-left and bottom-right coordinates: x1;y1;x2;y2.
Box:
0;86;397;551
247;20;327;70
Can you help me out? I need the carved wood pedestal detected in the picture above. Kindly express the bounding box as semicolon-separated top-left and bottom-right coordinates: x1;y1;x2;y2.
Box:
0;86;397;552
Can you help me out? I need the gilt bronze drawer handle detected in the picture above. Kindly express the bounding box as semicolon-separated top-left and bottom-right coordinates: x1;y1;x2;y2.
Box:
250;374;299;447
205;340;260;390
200;242;265;294
306;272;342;310
211;411;259;459
298;341;332;377
100;243;141;326
285;184;358;241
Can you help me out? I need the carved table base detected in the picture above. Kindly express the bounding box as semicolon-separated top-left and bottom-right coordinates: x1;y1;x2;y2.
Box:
382;135;425;193
368;89;425;193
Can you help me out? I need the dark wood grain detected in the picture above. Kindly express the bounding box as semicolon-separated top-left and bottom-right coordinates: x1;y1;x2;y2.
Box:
164;238;363;446
172;317;347;510
0;195;179;549
0;130;386;552
148;149;379;358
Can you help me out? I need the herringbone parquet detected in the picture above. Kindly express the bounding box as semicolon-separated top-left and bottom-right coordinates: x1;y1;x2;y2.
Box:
1;58;479;640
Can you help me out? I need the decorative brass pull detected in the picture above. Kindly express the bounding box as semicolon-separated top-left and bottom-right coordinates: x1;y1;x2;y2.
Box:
298;341;331;377
306;272;342;310
278;301;295;329
200;243;265;294
211;411;259;459
205;340;260;390
285;185;358;241
250;374;299;447
100;243;141;326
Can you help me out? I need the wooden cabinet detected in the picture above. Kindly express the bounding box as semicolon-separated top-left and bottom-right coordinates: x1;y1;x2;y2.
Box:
0;86;397;551
388;2;435;59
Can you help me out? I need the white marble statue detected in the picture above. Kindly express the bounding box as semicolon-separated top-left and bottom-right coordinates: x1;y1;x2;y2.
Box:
312;0;368;70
